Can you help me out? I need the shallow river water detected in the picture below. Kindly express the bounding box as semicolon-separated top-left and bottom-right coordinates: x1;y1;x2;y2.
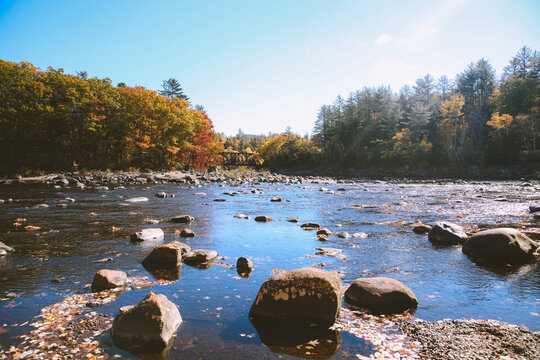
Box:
0;179;539;359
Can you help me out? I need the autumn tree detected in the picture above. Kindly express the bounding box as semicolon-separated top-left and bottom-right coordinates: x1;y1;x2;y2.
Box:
438;93;467;166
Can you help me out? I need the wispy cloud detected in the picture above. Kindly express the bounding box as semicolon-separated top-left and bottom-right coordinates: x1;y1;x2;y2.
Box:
374;34;392;46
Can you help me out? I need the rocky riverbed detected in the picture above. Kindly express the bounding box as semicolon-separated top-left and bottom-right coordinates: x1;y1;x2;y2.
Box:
0;171;539;359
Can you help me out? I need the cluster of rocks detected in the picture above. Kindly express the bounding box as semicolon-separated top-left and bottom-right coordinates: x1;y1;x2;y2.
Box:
0;169;346;188
412;219;539;267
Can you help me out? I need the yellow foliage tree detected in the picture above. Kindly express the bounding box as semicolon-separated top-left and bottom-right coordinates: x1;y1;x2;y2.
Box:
438;93;467;166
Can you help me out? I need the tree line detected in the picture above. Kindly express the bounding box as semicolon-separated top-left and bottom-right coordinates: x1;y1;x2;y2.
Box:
0;60;223;173
311;46;539;170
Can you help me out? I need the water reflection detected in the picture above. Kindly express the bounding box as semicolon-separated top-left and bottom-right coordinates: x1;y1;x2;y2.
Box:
250;319;341;359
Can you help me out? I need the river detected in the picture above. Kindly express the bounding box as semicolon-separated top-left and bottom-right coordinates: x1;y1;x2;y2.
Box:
0;179;538;359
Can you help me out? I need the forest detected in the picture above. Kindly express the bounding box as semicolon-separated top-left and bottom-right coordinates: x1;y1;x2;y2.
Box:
0;60;223;173
309;46;539;171
1;46;538;174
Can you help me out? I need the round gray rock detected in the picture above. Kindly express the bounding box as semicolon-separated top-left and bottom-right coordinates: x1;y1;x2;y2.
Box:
413;224;432;234
180;228;195;238
345;277;418;314
171;215;194;223
462;228;539;265
428;221;468;244
111;292;182;353
237;256;254;275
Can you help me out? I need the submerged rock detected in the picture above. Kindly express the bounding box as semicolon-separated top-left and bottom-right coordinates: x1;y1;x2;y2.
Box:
336;231;350;239
91;269;127;292
130;228;164;243
236;256;254;276
111;292;182;354
428;221;468;245
462;228;539;265
345;277;418;314
183;249;219;267
142;241;191;270
171;215;194;223
249;268;342;327
286;217;299;223
413;224;432;234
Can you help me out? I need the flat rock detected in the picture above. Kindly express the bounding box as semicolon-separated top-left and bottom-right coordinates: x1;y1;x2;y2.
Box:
336;231;350;239
234;213;249;219
125;197;149;203
91;269;127;292
249;268;342;327
413;224;432;234
271;196;282;202
462;228;539;265
142;241;191;269
300;222;320;230
255;215;273;222
111;292;182;354
315;247;343;257
183;249;219;267
345;277;418;314
352;232;368;238
286;217;299;223
171;215;194;223
130;228;164;243
428;221;468;245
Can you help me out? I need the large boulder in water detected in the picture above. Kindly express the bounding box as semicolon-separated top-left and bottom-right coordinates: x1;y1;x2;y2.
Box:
344;277;418;314
130;228;164;243
428;221;468;244
249;268;342;327
91;269;127;292
142;241;191;270
462;228;539;265
111;292;182;354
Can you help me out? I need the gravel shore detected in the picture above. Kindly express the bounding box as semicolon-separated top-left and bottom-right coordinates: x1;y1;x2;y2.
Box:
398;318;540;360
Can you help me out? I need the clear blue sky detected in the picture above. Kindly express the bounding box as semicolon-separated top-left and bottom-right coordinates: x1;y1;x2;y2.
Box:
1;0;539;136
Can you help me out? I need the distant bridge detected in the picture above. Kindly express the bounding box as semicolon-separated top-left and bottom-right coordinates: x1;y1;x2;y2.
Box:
220;152;263;167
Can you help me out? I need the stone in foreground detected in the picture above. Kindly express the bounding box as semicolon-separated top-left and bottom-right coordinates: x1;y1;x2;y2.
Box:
91;269;127;292
462;228;539;265
111;292;182;354
344;277;418;314
142;241;191;269
170;215;194;223
428;221;468;244
249;268;342;327
183;249;219;267
130;228;164;243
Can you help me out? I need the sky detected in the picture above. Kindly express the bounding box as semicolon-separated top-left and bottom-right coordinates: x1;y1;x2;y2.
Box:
0;0;539;136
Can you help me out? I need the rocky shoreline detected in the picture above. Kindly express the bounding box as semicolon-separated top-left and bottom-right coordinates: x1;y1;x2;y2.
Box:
398;318;540;360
